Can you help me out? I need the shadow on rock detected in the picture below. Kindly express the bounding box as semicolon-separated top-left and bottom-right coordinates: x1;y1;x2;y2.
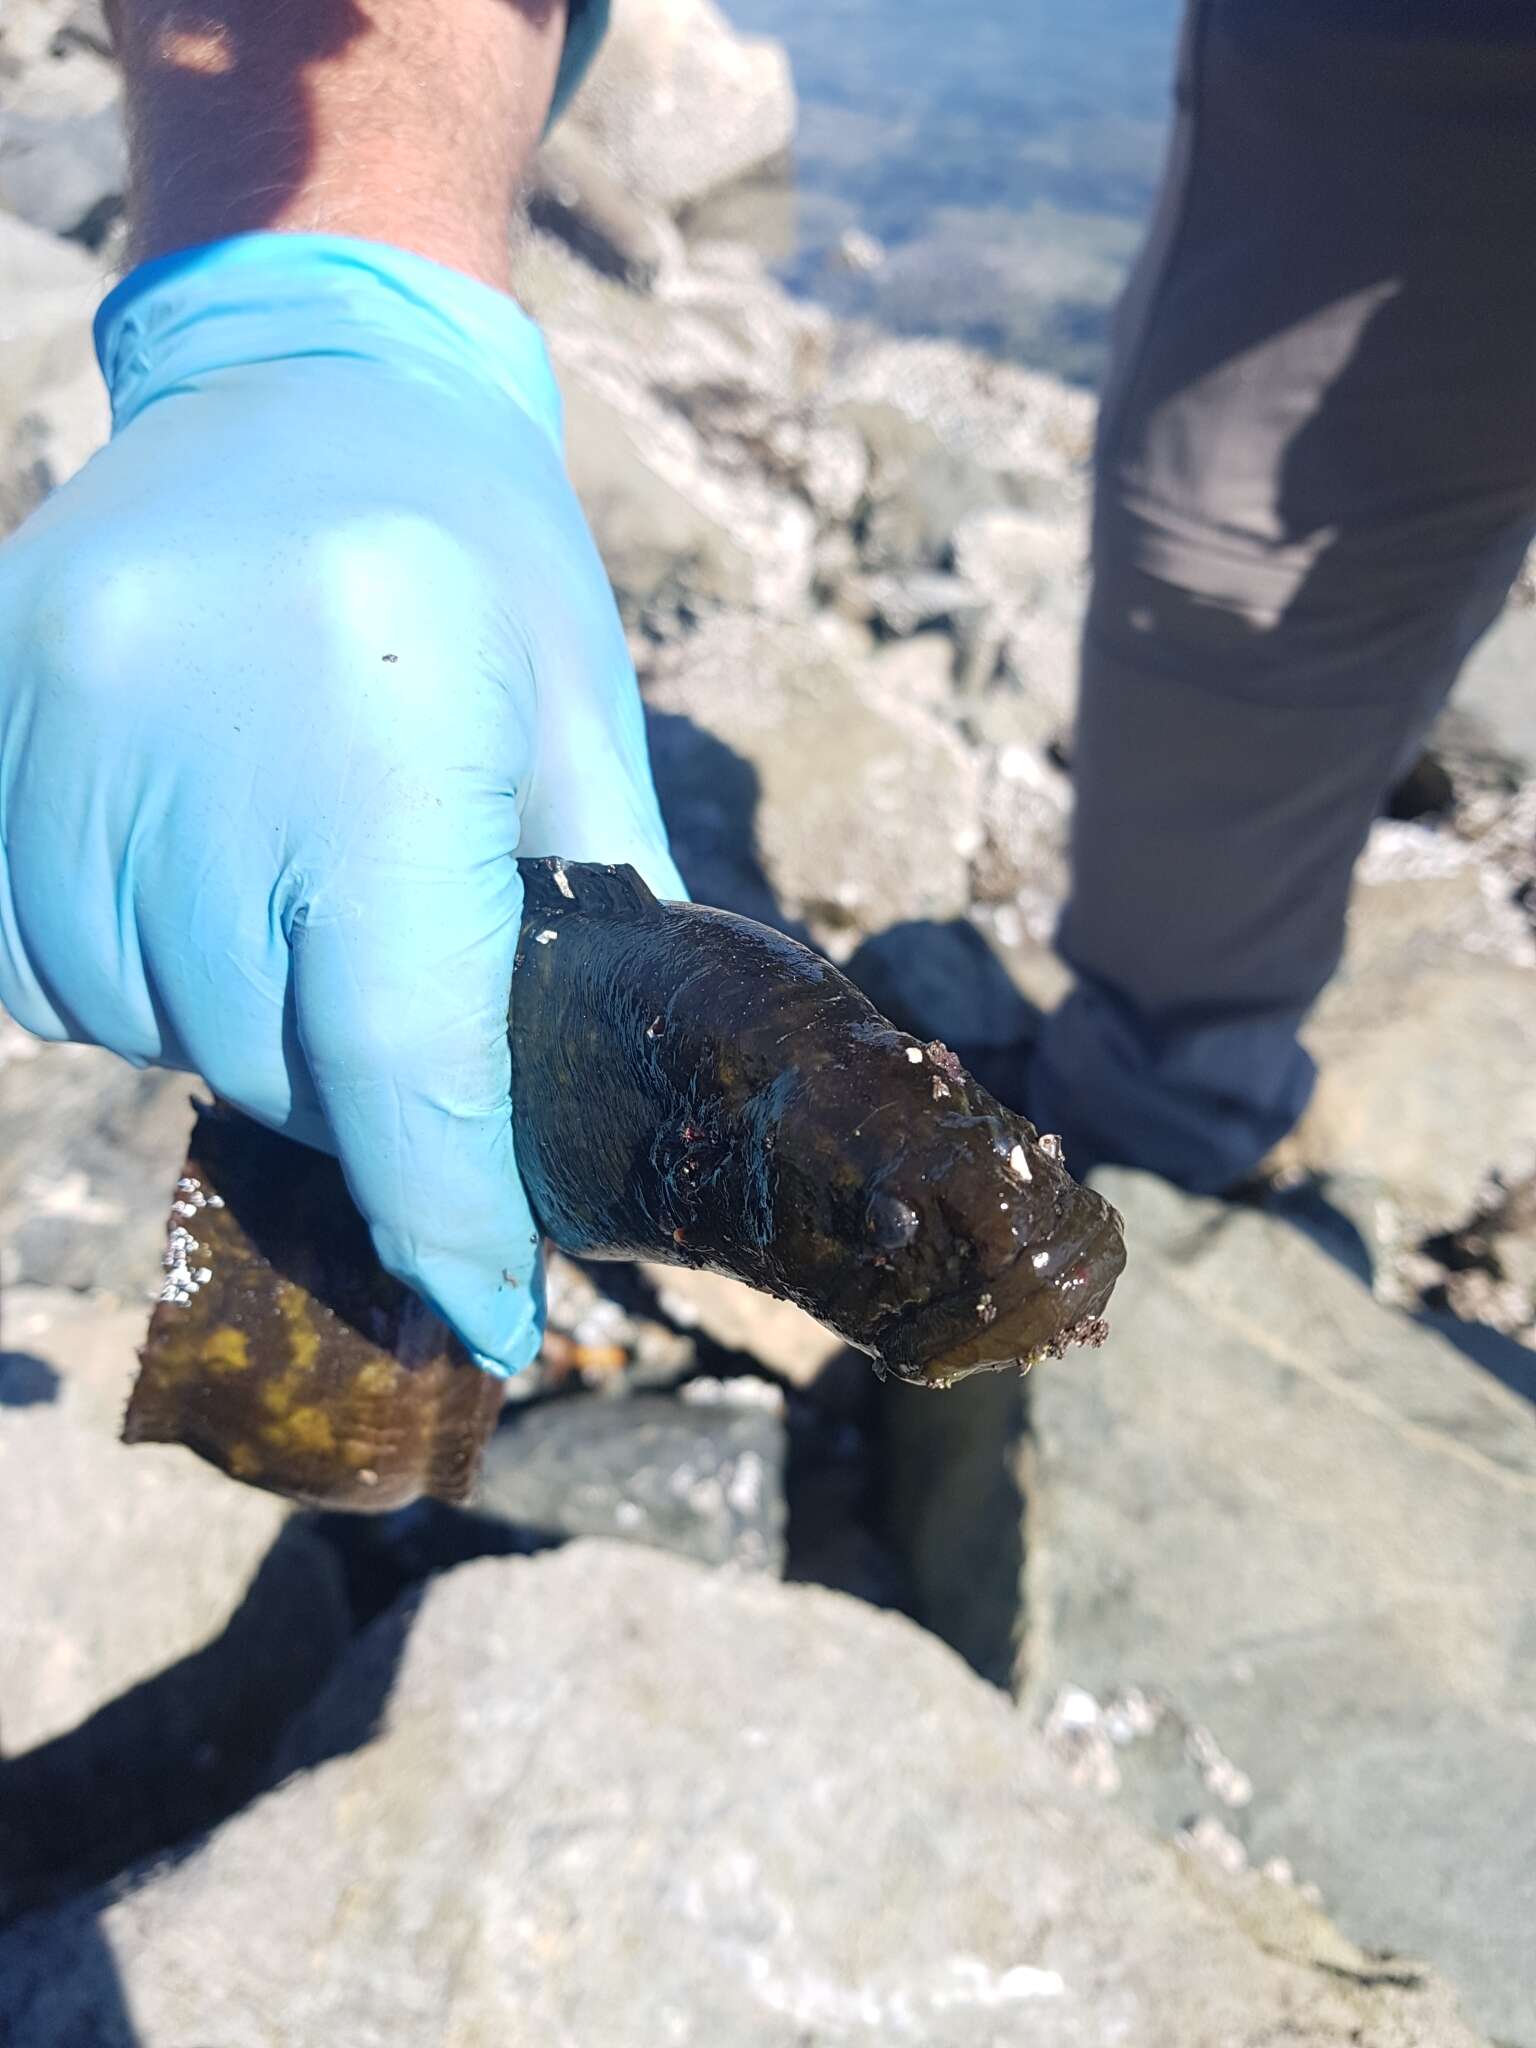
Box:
0;1521;403;1924
1237;1178;1376;1290
0;1915;140;2048
644;707;812;941
0;1352;59;1407
844;918;1044;1064
1246;1178;1535;1405
311;1498;552;1634
1413;1309;1536;1406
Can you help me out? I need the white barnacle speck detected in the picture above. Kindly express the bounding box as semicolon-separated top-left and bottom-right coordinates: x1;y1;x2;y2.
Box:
552;862;575;900
976;1292;997;1324
1039;1132;1065;1163
1031;1249;1051;1270
205;1194;225;1209
170;1199;198;1219
176;1177;199;1194
726;1451;766;1517
1007;1142;1032;1184
904;1046;924;1064
159;1223;207;1305
534;928;559;945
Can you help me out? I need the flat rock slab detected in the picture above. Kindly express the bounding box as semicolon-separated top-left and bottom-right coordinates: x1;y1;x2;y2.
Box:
473;1388;787;1571
0;1544;1482;2048
1454;598;1536;779
1297;854;1536;1232
640;1261;845;1384
0;1287;349;1910
0;1020;196;1295
564;0;794;214
645;611;982;943
1025;1170;1536;2046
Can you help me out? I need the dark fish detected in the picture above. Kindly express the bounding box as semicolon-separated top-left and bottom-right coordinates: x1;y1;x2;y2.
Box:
125;860;1125;1511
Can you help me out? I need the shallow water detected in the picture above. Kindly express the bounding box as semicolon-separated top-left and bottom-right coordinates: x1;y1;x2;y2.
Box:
718;0;1183;384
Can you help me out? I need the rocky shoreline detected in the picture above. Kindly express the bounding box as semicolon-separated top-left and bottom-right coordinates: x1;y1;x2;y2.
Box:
2;2;1533;2042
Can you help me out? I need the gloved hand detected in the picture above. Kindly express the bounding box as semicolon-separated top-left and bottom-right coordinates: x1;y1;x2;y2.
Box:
0;233;684;1375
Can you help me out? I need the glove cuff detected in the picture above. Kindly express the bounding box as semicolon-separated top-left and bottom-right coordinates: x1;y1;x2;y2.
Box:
94;233;566;447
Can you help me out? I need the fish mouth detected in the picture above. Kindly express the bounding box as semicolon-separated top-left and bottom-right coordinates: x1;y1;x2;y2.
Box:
876;1188;1127;1389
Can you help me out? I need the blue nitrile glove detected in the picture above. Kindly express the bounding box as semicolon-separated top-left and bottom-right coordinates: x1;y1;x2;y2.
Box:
0;233;684;1375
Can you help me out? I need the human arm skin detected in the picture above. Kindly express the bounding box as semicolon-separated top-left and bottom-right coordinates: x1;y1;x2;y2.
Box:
0;0;682;1375
105;0;568;290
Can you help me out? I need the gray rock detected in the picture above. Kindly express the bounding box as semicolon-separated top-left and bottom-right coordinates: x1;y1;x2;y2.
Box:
0;213;108;536
855;567;986;640
835;397;1004;571
968;742;1071;936
0;102;125;244
680;166;800;269
473;1389;786;1571
515;233;818;620
0;1285;346;1753
0;3;117;114
796;416;868;525
638;1263;845;1385
563;0;795;215
529;125;685;291
952;503;1085;607
0;1023;195;1296
811;520;862;600
533;1249;697;1397
0;1545;1485;2047
861;629;955;708
878;1364;1031;1689
948;503;1088;717
826;334;1095;515
644;611;983;943
1023;1168;1536;2045
560;375;761;619
0;1287;349;1911
846;917;1035;1051
1296;839;1536;1233
1453;595;1536;781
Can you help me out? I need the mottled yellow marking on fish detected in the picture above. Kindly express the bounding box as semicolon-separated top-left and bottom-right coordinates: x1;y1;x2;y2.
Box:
260;1376;297;1418
199;1325;251;1375
352;1359;398;1401
276;1285;322;1373
274;1404;336;1455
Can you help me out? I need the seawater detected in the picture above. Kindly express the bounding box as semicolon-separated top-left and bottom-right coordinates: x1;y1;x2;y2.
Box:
717;0;1183;385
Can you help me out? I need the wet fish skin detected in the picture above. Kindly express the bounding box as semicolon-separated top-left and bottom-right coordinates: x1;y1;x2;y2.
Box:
125;860;1124;1511
510;860;1124;1387
123;1111;502;1513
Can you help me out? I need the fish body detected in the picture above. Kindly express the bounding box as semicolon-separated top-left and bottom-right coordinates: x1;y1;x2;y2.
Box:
125;861;1124;1511
510;860;1122;1387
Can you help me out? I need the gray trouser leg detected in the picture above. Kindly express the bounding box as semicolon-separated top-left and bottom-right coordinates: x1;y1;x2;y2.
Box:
1028;0;1536;1193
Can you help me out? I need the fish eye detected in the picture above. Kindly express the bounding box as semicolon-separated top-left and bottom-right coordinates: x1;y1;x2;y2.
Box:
865;1192;920;1251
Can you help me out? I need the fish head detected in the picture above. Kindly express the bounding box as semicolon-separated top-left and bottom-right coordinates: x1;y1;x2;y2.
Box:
766;1029;1126;1388
866;1112;1125;1387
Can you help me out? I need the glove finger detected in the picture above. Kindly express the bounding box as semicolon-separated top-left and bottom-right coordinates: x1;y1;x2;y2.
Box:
291;855;541;1377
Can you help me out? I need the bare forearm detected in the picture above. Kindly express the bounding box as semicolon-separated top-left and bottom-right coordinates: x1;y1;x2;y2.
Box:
107;0;568;291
